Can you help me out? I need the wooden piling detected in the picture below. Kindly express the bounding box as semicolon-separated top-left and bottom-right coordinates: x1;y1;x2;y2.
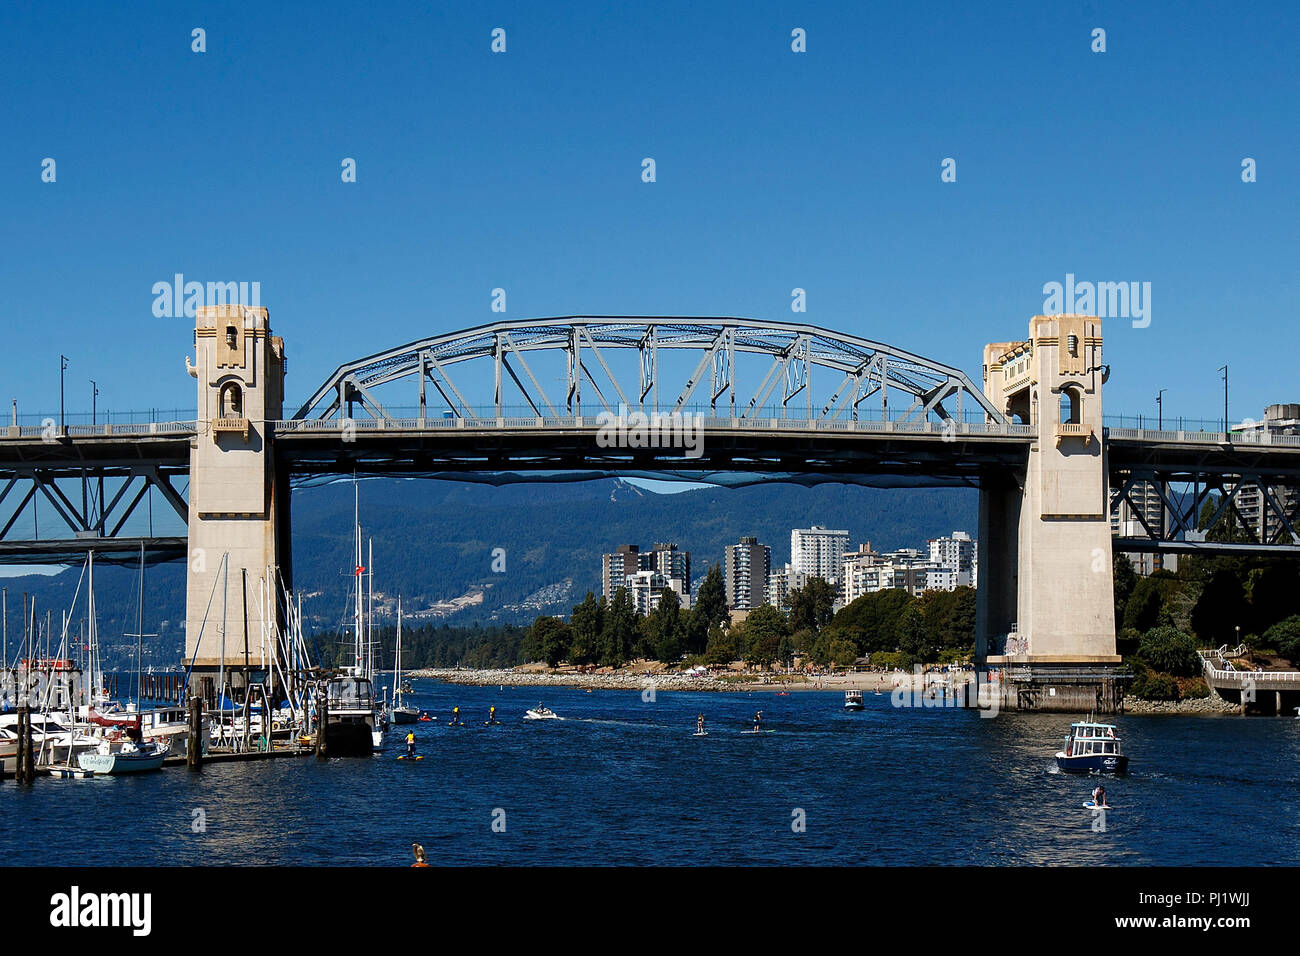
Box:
12;706;23;783
187;695;203;770
16;705;33;783
315;694;328;759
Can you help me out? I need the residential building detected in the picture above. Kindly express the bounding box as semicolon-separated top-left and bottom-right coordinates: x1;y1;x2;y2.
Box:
790;525;850;584
725;536;770;610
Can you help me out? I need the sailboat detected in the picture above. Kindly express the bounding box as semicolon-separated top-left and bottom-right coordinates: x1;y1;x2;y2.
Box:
320;484;380;757
388;598;419;724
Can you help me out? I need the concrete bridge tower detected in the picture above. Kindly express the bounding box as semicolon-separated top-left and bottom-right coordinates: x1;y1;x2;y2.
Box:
977;315;1122;710
184;305;289;701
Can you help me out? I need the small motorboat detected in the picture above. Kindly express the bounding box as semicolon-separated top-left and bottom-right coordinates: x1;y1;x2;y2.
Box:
844;690;865;711
524;705;560;721
77;738;168;775
1055;720;1128;774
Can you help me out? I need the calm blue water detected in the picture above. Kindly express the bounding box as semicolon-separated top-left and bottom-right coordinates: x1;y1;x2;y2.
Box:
3;680;1298;866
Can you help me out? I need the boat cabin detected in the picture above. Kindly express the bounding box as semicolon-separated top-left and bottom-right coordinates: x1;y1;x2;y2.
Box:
1063;722;1122;758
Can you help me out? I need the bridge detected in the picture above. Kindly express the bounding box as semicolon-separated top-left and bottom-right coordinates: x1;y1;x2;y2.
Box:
2;307;1298;710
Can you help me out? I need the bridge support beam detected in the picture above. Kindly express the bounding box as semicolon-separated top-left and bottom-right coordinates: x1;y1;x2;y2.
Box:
184;306;289;703
979;316;1122;711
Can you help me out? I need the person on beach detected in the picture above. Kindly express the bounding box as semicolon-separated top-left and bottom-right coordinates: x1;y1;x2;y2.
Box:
411;843;429;867
405;731;416;758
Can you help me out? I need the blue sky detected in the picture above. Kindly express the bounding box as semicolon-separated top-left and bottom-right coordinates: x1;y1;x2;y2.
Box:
1;0;1296;426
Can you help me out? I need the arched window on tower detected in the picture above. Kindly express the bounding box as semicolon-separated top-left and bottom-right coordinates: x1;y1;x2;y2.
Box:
219;382;244;419
1058;387;1080;425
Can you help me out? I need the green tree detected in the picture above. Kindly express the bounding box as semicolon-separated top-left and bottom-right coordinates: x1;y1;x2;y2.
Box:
687;563;729;651
703;623;741;665
918;586;976;653
1247;562;1300;635
895;603;932;660
1122;570;1177;633
785;577;837;633
1190;568;1248;645
776;634;796;668
568;591;604;665
834;589;914;653
1263;615;1300;666
648;588;684;663
530;615;572;668
1113;552;1137;624
1136;625;1201;676
742;603;789;667
600;587;637;667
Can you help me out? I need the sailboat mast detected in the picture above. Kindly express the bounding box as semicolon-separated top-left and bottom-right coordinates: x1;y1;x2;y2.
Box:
353;482;363;672
136;541;145;704
367;539;374;679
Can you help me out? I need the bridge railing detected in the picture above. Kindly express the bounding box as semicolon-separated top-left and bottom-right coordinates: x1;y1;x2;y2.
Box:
1105;426;1300;448
0;422;197;440
1197;648;1300;683
270;417;1040;438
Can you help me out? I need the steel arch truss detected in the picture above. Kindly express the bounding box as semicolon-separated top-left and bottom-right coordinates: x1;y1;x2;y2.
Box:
294;317;1006;425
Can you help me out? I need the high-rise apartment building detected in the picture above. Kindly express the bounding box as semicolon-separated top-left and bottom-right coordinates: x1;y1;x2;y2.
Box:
725;536;770;610
790;525;850;584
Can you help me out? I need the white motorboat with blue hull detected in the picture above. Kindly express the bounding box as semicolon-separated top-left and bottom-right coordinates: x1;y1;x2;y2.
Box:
1055;720;1128;774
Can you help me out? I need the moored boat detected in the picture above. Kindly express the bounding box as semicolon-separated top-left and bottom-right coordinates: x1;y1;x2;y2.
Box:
77;738;168;774
388;599;419;725
1055;720;1128;774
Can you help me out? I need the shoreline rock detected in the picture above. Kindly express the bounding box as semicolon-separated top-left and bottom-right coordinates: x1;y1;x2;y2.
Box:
408;667;728;692
1121;690;1240;715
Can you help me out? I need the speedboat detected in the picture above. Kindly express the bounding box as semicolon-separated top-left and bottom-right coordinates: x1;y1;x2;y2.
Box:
1055;720;1128;774
524;705;560;720
844;690;864;710
77;738;168;775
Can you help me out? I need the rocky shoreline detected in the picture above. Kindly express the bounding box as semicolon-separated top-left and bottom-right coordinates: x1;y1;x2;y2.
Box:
408;667;728;692
1121;692;1240;715
412;668;1253;715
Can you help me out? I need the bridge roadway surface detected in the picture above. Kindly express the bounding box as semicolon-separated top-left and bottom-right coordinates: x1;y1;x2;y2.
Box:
3;418;1300;559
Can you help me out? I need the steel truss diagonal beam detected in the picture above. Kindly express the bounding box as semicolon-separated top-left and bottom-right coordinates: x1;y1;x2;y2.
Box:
0;465;189;547
293;316;1007;425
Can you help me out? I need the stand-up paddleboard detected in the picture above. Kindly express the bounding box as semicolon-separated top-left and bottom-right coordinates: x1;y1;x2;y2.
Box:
1082;801;1114;809
692;731;708;737
484;720;501;726
397;755;424;761
742;729;775;734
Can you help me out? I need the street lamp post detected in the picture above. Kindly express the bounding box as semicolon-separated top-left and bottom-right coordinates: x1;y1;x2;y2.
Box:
1156;389;1166;430
59;354;68;430
90;380;98;426
1218;365;1229;434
